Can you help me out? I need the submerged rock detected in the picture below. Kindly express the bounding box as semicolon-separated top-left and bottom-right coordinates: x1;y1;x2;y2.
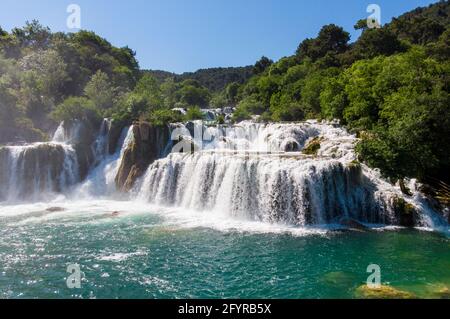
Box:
46;207;66;212
321;271;357;287
355;285;416;299
339;218;369;231
430;286;450;299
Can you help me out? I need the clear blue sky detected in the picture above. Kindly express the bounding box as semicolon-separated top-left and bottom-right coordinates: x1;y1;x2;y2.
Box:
0;0;439;73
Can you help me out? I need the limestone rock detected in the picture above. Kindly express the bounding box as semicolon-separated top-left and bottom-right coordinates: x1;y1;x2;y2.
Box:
355;285;416;299
115;122;170;192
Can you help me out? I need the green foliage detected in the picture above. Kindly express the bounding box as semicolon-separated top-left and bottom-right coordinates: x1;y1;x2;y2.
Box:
231;106;252;123
216;114;225;125
124;93;149;121
303;137;322;156
210;92;228;108
184;106;204;121
172;66;253;92
238;95;265;115
84;70;116;110
351;28;408;60
388;1;449;45
353;48;450;181
427;28;450;61
148;108;183;126
225;82;240;105
232;1;450;183
51;96;100;123
178;80;211;108
320;76;347;120
270;94;304;122
296;24;350;61
0;22;139;141
253;56;273;74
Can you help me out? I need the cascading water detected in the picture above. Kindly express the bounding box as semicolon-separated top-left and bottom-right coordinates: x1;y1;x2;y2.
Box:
52;120;83;144
0;119;132;202
75;125;134;198
0;143;79;202
135;121;448;230
0;118;447;231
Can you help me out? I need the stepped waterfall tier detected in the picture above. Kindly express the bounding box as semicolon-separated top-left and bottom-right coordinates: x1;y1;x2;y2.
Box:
0;143;79;202
0;118;449;300
134;121;447;229
0;119;448;230
0;119;133;202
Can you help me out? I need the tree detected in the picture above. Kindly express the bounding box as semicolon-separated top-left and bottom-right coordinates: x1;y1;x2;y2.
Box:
253;56;273;74
296;24;350;61
160;77;178;108
19;49;68;99
11;20;51;50
320;76;347;120
352;28;407;59
185;106;204;120
84;71;116;110
427;28;450;61
179;81;210;108
225;82;240;105
51;97;100;123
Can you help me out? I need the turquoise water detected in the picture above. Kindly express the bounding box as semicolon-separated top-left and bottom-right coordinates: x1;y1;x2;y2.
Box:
0;201;449;299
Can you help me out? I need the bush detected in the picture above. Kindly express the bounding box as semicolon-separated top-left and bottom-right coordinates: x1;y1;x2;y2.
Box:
51;97;101;124
184;106;204;121
231;105;252;122
148;109;183;126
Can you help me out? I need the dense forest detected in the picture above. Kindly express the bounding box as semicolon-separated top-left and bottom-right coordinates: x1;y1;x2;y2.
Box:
0;1;449;187
230;0;450;185
145;66;254;92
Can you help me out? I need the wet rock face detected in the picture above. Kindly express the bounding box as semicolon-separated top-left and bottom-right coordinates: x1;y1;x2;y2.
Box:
0;148;10;201
115;122;170;192
283;141;300;152
0;143;79;201
302;137;323;156
19;144;65;197
60;120;99;181
392;197;418;227
108;120;128;155
74;143;94;181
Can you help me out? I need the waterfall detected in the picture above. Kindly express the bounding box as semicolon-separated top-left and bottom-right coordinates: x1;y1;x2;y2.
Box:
135;152;393;225
135;121;448;229
1;118;447;231
52;120;83;144
0;119;131;202
0;143;79;202
75;125;134;198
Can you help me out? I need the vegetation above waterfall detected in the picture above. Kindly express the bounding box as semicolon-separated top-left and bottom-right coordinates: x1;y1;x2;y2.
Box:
0;1;449;187
231;1;450;185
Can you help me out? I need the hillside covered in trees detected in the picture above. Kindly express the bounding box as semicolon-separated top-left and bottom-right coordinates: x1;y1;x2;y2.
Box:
145;66;254;92
231;0;450;185
0;0;449;187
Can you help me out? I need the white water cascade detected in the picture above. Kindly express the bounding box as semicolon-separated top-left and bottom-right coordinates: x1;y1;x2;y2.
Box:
135;121;448;229
75;125;134;198
0;142;79;202
0;119;133;202
0;118;447;231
